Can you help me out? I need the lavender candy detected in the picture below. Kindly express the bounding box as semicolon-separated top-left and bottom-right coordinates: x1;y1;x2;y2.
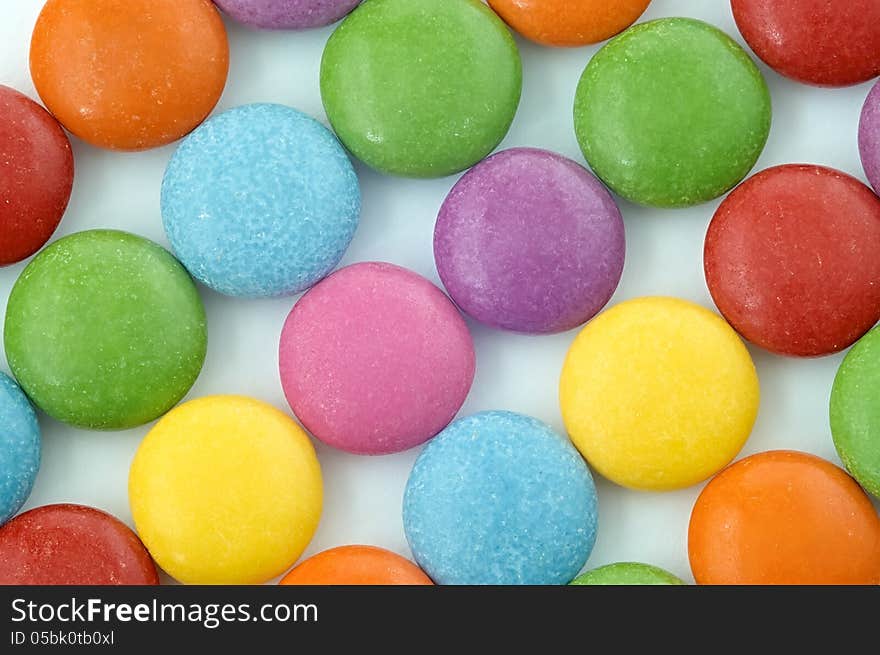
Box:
213;0;360;30
860;79;880;194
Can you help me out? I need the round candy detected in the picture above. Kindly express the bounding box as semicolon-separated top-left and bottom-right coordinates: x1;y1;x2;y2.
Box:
320;0;522;178
162;104;360;298
574;18;771;208
705;165;880;358
570;563;684;586
279;262;475;455
859;80;880;194
560;297;759;491
129;395;323;584
731;0;880;87
487;0;651;47
279;545;433;585
0;504;159;585
214;0;360;29
434;147;625;334
830;326;880;497
0;373;40;526
0;85;73;266
689;451;880;585
4;230;207;430
403;410;598;585
30;0;229;151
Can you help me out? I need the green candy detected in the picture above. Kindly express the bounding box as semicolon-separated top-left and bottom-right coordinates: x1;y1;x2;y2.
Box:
570;562;685;586
4;230;207;430
830;326;880;497
573;18;771;208
320;0;521;178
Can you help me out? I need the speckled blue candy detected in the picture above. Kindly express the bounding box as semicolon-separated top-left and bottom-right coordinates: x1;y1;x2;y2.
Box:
403;410;598;585
0;372;40;526
161;103;360;298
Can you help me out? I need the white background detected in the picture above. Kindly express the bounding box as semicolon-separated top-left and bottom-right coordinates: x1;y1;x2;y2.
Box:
2;0;878;584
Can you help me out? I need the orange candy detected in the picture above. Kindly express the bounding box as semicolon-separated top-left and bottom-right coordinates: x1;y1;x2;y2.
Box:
689;451;880;585
279;546;433;586
30;0;229;151
487;0;651;47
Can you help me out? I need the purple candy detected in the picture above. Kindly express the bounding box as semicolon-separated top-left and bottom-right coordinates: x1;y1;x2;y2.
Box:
213;0;360;29
860;80;880;194
434;147;626;335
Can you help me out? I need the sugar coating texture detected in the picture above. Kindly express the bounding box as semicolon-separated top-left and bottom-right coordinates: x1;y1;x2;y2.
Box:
403;411;598;585
0;373;40;526
830;326;880;497
574;18;770;208
162;103;360;298
320;0;522;178
859;80;880;194
214;0;360;29
435;147;624;334
280;262;475;455
570;562;684;585
4;230;207;430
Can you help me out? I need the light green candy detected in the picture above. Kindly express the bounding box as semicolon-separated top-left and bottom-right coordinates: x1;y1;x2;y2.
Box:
571;562;685;585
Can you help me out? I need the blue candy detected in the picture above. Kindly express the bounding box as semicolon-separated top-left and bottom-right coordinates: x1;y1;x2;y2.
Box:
0;372;40;525
161;103;360;298
403;410;598;585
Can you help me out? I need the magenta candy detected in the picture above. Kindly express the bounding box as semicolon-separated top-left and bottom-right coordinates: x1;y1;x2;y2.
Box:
860;80;880;194
434;147;625;334
213;0;360;29
279;262;475;455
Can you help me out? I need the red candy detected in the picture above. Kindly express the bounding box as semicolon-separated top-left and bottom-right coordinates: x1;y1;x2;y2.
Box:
731;0;880;87
705;164;880;357
0;504;159;585
0;85;73;266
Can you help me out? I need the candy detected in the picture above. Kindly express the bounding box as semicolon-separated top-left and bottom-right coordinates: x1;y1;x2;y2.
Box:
688;451;880;585
0;504;159;585
0;373;40;526
731;0;880;87
162;104;360;298
573;18;770;208
320;0;521;178
279;262;475;455
705;165;880;358
570;563;684;586
279;545;433;585
830;326;880;497
30;0;229;151
403;411;598;585
129;396;322;584
859;80;880;194
0;85;73;266
487;0;651;47
214;0;360;29
4;230;207;430
434;147;625;334
560;297;759;491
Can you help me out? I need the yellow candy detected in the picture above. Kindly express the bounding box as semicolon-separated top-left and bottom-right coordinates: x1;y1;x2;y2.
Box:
559;297;759;491
128;395;322;584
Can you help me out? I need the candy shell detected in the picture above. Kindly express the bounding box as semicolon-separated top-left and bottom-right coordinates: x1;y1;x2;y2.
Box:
704;165;880;358
279;262;475;455
434;147;625;334
570;563;684;586
688;451;880;585
0;85;73;266
859;80;880;194
0;373;40;526
573;18;771;208
161;104;360;298
320;0;522;178
4;230;207;430
279;545;433;585
559;297;759;491
0;504;159;585
214;0;360;29
129;396;323;585
731;0;880;87
403;411;598;585
487;0;651;47
30;0;229;151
